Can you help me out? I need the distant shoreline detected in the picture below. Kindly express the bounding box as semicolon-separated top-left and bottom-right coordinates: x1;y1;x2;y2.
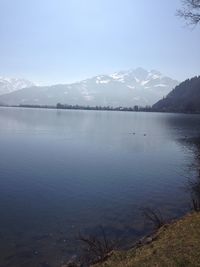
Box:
0;103;152;112
0;104;200;115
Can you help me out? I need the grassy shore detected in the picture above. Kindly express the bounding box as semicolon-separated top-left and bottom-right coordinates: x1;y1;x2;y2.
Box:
94;212;200;267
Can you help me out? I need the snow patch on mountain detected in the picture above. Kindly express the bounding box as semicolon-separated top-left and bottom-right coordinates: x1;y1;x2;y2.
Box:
127;85;135;90
0;76;34;95
154;84;167;87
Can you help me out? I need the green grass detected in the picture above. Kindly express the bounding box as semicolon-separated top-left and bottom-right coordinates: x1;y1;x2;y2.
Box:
94;212;200;267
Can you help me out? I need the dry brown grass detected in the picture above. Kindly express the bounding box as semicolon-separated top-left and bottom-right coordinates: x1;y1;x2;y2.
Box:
94;212;200;267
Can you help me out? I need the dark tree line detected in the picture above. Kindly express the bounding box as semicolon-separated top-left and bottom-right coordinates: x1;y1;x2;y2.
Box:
56;103;152;112
153;76;200;113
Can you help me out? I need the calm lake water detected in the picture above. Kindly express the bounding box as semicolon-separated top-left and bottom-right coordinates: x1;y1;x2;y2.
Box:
0;107;200;266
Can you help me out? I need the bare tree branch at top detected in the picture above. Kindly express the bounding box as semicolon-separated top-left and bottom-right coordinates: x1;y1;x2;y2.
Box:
177;0;200;25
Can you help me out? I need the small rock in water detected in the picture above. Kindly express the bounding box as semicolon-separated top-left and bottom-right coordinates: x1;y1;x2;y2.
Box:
33;250;39;256
146;237;153;243
56;237;68;244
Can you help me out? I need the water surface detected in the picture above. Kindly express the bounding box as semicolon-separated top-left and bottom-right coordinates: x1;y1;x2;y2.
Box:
0;107;199;266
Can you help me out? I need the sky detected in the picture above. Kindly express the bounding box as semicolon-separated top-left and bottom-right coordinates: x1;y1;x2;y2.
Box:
0;0;199;85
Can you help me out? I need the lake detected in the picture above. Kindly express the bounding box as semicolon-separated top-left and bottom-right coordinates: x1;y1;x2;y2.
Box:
0;107;200;267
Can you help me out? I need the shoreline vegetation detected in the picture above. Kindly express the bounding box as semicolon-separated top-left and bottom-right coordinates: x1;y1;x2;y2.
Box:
92;212;200;267
60;211;200;267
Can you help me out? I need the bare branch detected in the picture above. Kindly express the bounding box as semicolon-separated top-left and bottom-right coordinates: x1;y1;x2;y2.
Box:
177;0;200;25
141;207;165;229
77;227;116;265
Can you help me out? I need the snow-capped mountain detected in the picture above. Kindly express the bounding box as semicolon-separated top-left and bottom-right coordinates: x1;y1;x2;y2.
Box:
0;68;179;107
0;77;34;95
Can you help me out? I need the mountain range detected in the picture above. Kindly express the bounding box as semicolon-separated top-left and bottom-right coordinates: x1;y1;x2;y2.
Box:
0;68;179;107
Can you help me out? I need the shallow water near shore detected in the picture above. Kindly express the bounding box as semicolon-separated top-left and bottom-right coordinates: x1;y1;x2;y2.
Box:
0;107;200;266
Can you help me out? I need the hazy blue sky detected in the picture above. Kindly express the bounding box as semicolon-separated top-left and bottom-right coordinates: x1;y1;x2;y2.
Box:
0;0;199;85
